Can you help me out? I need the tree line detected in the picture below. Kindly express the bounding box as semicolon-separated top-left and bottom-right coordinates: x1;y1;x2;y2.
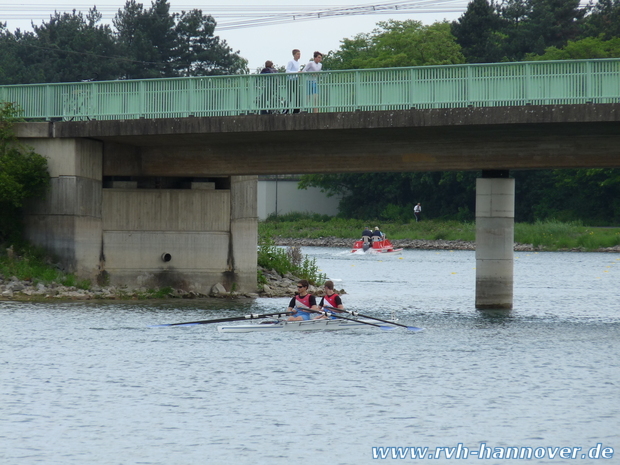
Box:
304;0;620;225
0;0;247;84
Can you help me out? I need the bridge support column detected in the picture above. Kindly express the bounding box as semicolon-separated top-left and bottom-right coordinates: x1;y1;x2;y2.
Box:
21;137;103;279
475;171;514;310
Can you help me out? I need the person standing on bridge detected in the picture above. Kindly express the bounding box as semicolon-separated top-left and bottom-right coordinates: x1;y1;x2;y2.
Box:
260;60;279;115
285;49;302;114
302;51;323;113
414;203;422;222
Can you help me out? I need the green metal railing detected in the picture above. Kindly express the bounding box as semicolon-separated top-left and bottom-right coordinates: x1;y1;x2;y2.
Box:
1;59;618;121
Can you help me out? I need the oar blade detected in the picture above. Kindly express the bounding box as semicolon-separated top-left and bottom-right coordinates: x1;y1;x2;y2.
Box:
153;311;293;327
379;325;396;331
325;306;423;332
407;326;425;332
150;323;200;328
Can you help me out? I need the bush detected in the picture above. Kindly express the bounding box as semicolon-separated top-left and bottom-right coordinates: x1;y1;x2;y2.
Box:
257;236;325;285
0;101;50;243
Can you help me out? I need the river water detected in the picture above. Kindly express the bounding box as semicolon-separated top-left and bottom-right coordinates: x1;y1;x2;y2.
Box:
2;248;619;465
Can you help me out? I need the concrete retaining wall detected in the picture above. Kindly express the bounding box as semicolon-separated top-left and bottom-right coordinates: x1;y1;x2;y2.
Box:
21;137;259;294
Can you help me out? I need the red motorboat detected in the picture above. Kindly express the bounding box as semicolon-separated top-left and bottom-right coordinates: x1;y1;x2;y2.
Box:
351;238;403;254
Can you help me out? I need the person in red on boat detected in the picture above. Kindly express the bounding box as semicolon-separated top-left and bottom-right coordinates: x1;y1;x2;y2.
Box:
287;279;320;321
318;280;344;318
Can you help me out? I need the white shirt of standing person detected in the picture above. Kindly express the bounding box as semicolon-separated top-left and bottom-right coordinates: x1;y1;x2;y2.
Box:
302;59;322;74
285;50;302;77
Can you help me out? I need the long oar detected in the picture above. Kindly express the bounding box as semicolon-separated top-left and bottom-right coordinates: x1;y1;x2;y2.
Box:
324;306;424;332
153;311;293;327
302;308;395;331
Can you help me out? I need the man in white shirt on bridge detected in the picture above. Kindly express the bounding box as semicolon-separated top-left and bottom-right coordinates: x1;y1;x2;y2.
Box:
302;51;323;113
285;49;302;114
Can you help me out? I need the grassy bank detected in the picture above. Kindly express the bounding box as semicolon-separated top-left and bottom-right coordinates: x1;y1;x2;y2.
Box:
0;245;172;299
0;245;90;288
260;214;620;251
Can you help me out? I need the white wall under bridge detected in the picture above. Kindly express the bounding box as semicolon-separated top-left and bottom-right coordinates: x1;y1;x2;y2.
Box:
258;177;341;220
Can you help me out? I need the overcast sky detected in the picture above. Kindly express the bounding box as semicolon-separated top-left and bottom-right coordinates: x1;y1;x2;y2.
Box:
1;0;589;72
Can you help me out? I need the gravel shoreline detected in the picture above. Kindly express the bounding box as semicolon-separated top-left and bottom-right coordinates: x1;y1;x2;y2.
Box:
274;236;620;253
3;238;617;301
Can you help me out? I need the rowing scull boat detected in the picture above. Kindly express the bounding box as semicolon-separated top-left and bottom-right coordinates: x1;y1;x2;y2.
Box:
217;318;408;333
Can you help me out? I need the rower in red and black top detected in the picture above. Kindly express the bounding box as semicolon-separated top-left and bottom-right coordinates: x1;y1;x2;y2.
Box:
318;280;344;318
287;279;320;321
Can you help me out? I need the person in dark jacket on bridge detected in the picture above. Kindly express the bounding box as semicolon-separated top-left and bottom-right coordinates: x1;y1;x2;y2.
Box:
260;60;279;115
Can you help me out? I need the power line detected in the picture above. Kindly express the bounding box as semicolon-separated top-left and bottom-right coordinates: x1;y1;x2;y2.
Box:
216;1;467;30
1;1;472;29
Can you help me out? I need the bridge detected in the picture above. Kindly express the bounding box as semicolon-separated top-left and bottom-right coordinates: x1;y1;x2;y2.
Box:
4;59;620;308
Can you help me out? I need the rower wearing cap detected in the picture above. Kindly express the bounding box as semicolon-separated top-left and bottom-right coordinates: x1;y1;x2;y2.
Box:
287;279;320;321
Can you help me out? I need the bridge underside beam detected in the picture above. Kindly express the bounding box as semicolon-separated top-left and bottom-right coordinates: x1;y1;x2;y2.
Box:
18;104;620;176
100;122;620;177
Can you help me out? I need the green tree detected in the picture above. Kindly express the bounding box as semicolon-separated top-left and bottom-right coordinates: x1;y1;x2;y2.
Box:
0;102;50;243
0;0;249;84
113;0;178;79
494;0;585;60
324;20;465;70
28;9;121;83
173;9;247;76
452;0;506;63
581;0;620;39
514;169;620;223
299;172;479;221
527;0;585;53
526;36;620;60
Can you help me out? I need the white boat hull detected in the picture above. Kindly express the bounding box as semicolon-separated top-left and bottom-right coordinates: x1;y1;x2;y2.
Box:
217;318;380;333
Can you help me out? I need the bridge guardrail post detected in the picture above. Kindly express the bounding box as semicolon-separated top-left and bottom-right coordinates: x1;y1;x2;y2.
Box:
45;84;53;121
188;78;196;116
354;70;360;111
139;80;145;118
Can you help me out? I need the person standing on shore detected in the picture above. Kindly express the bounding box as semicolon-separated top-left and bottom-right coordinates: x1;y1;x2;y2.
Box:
414;203;422;222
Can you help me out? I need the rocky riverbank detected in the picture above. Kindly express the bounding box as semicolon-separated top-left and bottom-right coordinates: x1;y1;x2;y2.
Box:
0;267;335;301
274;236;620;253
2;238;618;301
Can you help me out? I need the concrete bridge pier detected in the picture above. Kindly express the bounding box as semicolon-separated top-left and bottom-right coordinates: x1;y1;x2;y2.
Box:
475;171;515;310
17;127;259;295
